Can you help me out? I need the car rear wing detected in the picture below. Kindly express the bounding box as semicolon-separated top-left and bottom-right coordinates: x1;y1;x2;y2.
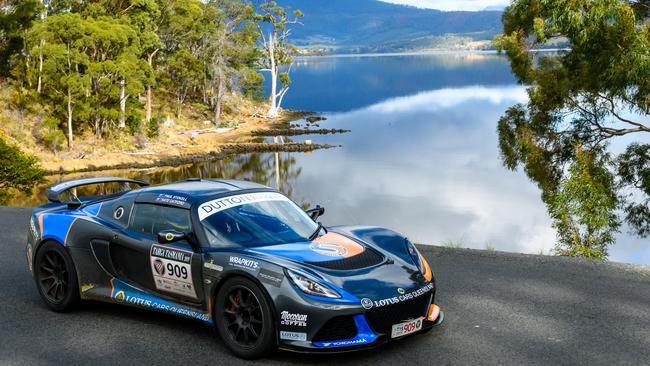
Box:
45;177;149;204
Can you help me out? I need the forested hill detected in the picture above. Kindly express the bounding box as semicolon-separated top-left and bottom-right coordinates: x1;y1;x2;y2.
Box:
272;0;503;53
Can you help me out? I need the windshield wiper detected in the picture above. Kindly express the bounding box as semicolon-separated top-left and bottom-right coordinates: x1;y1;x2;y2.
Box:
308;222;326;241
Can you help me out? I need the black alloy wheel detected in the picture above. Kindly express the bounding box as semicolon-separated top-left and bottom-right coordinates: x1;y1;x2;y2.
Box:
34;241;80;311
224;286;264;346
215;277;276;359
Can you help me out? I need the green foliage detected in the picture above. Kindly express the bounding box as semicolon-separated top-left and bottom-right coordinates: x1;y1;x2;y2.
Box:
147;117;160;138
0;135;45;204
618;143;650;237
0;0;44;76
494;0;650;259
548;148;619;259
40;117;66;153
241;67;265;101
126;114;142;136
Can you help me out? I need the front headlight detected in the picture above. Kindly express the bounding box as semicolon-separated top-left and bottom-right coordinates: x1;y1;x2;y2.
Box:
286;269;341;298
406;240;433;281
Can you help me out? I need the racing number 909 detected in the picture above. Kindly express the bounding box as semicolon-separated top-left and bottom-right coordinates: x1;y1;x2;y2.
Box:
167;263;188;279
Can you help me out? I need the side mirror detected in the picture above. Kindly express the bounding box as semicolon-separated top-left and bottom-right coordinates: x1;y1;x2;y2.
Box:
157;230;187;244
306;205;325;221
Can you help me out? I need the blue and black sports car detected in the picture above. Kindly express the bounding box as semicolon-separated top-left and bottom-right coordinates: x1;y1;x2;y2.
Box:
27;177;443;358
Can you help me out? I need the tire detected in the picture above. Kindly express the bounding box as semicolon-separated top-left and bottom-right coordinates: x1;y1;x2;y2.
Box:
214;277;276;359
34;241;80;312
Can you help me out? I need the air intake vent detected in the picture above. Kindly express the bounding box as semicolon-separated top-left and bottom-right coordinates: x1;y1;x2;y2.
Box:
312;316;357;342
306;247;384;270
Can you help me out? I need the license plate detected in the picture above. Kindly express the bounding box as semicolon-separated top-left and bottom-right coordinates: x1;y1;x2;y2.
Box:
390;317;423;338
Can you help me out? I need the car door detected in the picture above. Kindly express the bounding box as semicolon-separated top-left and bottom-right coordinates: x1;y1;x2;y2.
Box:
110;202;204;303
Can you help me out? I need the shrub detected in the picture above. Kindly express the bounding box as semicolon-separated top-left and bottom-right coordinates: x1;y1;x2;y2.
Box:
0;135;45;204
39;117;66;153
147;117;160;138
126;114;141;136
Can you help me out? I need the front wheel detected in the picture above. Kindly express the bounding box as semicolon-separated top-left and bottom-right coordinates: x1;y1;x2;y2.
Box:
214;277;276;359
34;241;80;312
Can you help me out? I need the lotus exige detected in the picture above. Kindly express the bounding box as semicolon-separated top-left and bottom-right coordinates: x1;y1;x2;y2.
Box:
27;177;443;358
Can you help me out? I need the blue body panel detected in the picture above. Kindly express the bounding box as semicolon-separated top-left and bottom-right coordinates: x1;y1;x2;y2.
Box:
110;278;212;324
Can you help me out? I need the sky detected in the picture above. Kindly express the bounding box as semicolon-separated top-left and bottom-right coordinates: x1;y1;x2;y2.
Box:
379;0;510;11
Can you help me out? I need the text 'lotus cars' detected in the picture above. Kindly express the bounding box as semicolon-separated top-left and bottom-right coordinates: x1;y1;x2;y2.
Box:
27;177;443;358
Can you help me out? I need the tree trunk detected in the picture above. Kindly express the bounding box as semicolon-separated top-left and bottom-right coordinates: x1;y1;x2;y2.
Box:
145;50;158;123
176;94;183;119
146;85;152;122
37;39;44;94
67;86;73;149
214;75;224;126
119;79;126;128
267;32;278;118
37;2;46;93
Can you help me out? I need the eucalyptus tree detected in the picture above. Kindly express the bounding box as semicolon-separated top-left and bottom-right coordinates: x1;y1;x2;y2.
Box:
28;13;88;148
0;0;43;79
494;0;650;259
204;0;257;125
255;0;302;118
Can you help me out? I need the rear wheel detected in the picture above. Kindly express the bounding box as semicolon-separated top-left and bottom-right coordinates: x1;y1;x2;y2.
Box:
34;242;80;312
214;277;276;359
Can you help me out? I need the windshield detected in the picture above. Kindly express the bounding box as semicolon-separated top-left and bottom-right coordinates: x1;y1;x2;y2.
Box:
198;192;318;247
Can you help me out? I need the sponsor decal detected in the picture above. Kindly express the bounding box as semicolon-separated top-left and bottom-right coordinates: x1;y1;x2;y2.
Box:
151;245;191;263
150;245;196;298
361;298;373;310
397;288;405;295
153;259;165;275
280;311;308;327
111;280;210;323
309;242;348;257
258;268;283;287
203;259;223;272
113;206;124;220
319;338;370;347
310;232;366;258
280;331;307;341
114;290;126;302
360;283;434;310
155;193;189;207
198;192;291;221
165;232;175;241
229;256;259;272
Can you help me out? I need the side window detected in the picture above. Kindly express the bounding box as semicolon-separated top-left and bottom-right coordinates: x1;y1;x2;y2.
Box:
128;204;192;237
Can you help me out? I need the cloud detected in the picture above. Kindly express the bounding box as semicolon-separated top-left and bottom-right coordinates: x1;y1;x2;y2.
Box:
379;0;510;11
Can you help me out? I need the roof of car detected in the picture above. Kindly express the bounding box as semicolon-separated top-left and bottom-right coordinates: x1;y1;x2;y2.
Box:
131;179;271;209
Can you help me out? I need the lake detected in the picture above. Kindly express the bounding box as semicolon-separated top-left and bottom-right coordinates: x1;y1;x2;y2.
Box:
14;52;650;264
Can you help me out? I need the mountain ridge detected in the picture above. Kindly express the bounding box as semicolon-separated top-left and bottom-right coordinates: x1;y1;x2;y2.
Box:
271;0;503;53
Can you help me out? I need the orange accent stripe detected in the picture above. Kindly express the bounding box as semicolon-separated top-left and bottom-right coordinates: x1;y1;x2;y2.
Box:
427;304;441;322
313;232;365;258
421;253;433;281
64;218;78;246
110;277;115;298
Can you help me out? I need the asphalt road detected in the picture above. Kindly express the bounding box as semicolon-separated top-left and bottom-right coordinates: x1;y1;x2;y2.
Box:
1;206;649;366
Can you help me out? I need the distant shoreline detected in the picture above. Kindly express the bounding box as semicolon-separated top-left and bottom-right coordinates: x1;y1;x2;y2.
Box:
295;48;569;59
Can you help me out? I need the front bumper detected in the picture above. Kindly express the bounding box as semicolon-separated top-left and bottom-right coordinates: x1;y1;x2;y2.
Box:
279;303;444;353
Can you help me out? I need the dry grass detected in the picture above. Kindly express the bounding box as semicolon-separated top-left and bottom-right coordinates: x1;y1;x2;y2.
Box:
0;87;306;173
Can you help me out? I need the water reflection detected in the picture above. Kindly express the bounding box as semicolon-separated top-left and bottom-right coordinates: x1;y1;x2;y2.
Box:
287;52;516;112
11;153;310;209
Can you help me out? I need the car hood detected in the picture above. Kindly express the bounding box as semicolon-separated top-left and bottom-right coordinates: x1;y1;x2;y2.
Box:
247;231;430;301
